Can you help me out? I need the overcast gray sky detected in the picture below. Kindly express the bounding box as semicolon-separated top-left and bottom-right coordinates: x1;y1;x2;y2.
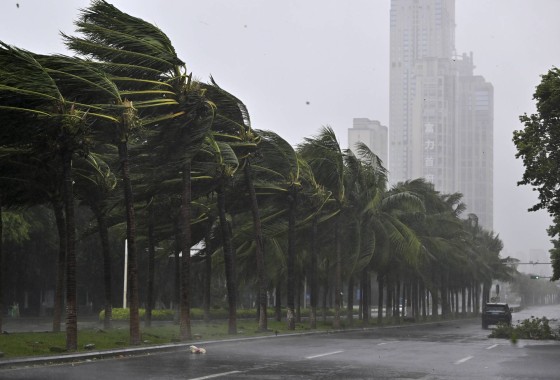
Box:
1;0;559;261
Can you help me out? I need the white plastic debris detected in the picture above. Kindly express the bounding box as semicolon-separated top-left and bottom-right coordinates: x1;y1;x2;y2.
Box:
189;345;206;354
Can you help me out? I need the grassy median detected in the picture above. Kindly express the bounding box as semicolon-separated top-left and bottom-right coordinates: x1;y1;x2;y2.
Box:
0;309;372;359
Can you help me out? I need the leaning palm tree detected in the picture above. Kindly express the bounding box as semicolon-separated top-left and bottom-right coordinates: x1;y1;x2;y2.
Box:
202;78;268;331
74;152;119;330
0;190;3;333
0;43;121;350
254;130;323;330
393;179;470;318
341;144;387;324
65;0;214;341
0;143;70;332
343;145;423;324
299;126;346;328
199;137;240;334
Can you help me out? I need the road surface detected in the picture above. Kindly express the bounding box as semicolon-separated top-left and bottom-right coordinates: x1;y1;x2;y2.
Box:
2;304;560;379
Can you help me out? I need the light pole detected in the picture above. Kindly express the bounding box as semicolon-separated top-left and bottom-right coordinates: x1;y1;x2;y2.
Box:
123;239;128;308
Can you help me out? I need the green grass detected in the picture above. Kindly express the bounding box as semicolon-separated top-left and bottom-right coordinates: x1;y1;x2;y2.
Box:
98;307;336;321
0;317;356;359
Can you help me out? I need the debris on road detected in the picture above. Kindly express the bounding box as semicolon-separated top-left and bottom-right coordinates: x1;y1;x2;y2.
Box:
189;345;206;354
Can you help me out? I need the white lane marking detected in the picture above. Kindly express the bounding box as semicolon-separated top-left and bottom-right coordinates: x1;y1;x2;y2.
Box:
189;371;242;379
454;356;474;365
305;350;344;359
377;341;397;346
486;344;499;350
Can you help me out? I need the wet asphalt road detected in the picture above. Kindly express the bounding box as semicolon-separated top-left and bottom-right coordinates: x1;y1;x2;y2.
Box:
2;304;560;379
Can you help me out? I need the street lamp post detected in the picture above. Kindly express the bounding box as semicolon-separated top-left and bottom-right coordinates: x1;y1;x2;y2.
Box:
123;239;128;308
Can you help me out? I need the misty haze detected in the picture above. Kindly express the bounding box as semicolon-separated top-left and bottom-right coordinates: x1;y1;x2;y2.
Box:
1;1;560;379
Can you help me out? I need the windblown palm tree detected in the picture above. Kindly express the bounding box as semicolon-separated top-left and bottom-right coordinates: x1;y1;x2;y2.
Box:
74;152;119;330
0;42;121;350
299;126;346;328
202;79;267;331
65;0;214;341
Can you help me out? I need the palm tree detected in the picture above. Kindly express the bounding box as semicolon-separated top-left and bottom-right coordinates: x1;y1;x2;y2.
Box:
299;126;346;328
0;144;70;332
202;79;267;331
204;138;240;334
464;215;510;309
65;0;215;342
0;43;123;350
74;153;118;330
341;144;389;324
253;130;319;330
0;190;3;333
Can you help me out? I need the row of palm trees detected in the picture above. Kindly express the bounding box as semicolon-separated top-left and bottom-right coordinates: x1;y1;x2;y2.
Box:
0;1;512;351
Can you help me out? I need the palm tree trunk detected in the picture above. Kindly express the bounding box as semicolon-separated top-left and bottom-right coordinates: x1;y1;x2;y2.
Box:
217;185;237;334
173;227;181;321
62;149;78;351
431;288;439;317
0;194;3;333
377;275;384;323
424;284;432;319
296;274;301;323
420;282;426;319
431;270;439;317
309;216;318;329
461;287;466;316
51;199;66;333
333;216;342;329
203;233;212;323
145;204;155;328
95;208;112;330
441;272;450;318
322;273;328;323
395;281;400;317
386;279;393;319
412;280;419;319
346;276;354;325
179;162;193;340
482;281;491;305
275;284;282;321
361;269;369;324
468;283;472;313
118;142;140;345
286;190;296;330
358;273;364;321
244;163;267;331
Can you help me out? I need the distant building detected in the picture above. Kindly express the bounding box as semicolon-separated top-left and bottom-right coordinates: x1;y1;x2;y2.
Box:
348;118;388;167
389;0;493;229
455;54;494;229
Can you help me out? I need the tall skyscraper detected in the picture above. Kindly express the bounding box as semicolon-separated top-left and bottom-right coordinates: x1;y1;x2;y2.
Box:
348;118;388;167
389;0;493;229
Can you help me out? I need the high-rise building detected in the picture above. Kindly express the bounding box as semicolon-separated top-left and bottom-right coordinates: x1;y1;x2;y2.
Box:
348;118;388;167
389;0;493;229
455;53;494;229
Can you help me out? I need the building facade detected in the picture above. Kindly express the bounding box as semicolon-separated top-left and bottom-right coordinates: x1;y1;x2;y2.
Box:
348;118;388;167
388;0;493;229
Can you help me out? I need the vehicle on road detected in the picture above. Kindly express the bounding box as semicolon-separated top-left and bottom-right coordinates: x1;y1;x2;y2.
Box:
482;302;512;329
